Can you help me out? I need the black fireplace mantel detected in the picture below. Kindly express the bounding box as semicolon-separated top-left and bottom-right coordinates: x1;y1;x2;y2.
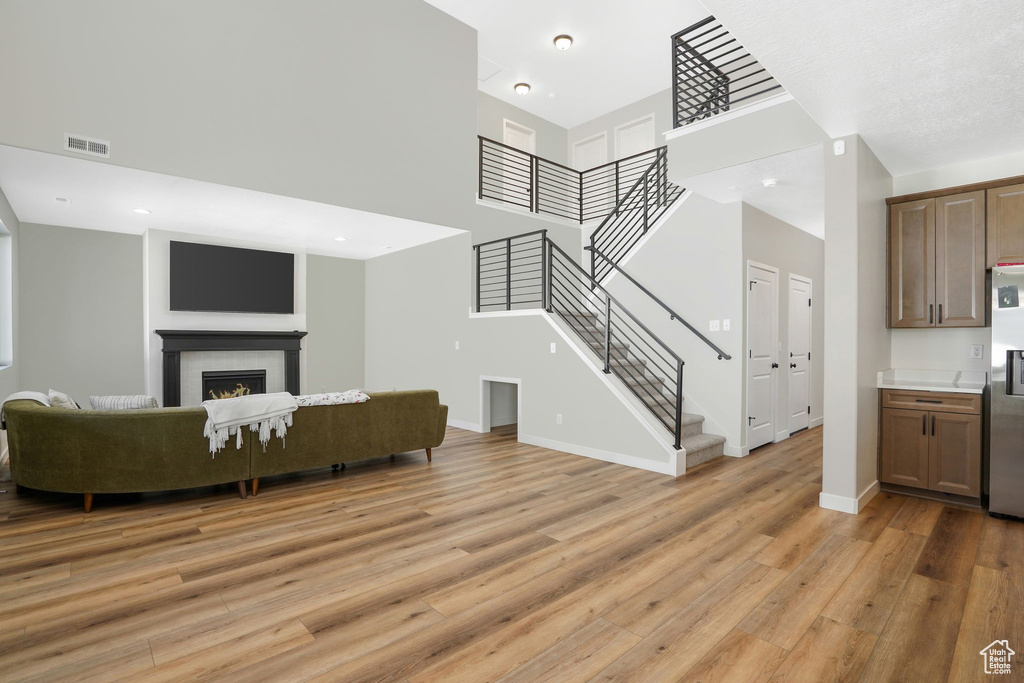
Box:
155;330;307;407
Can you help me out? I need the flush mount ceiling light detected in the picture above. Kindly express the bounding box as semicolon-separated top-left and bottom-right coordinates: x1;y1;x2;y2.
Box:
553;34;573;50
514;82;531;95
761;178;778;188
334;236;347;242
132;208;151;214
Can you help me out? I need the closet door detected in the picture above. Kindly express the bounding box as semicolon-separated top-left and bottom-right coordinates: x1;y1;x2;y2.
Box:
935;191;985;327
889;199;935;327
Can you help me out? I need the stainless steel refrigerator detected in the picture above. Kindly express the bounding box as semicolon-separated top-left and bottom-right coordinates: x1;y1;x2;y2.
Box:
990;265;1024;518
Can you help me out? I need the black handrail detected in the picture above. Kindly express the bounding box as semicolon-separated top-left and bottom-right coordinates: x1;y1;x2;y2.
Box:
672;16;784;128
587;245;732;361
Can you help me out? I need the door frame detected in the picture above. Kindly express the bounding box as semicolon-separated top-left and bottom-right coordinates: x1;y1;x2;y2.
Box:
613;113;655;159
480;375;522;435
572;131;608;170
746;260;780;451
787;272;812;437
502;119;536;153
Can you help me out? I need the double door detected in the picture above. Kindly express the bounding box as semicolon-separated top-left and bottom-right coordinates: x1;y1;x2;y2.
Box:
889;191;985;327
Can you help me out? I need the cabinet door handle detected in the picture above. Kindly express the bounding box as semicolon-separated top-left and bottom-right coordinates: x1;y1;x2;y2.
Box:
938;304;943;324
929;304;934;324
922;414;927;435
931;415;936;436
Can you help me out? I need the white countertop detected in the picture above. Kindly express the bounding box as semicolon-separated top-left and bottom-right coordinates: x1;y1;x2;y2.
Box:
877;369;987;395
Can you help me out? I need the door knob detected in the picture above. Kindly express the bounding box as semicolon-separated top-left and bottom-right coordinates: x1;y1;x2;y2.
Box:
790;363;797;368
771;362;779;369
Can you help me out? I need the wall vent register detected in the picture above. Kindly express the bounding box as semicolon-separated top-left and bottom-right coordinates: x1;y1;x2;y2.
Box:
64;133;111;158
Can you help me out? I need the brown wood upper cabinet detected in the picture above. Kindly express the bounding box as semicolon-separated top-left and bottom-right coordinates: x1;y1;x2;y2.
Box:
987;182;1024;267
888;191;985;328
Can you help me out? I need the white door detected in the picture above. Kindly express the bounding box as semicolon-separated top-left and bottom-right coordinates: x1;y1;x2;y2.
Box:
788;275;812;434
747;262;778;450
502;120;536;207
573;133;607;170
614;114;655;159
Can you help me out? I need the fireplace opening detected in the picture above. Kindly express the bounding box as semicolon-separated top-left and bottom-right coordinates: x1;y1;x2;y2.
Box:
202;369;267;401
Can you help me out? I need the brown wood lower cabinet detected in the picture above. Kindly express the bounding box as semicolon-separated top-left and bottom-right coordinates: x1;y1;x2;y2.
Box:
880;389;982;502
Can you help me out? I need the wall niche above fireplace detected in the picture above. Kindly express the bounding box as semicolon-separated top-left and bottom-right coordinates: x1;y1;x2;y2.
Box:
203;369;266;401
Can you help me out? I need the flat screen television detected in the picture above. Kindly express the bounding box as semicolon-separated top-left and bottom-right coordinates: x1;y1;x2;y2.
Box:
169;241;295;314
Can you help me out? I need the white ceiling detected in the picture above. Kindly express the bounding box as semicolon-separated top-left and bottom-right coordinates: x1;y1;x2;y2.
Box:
699;0;1024;177
682;144;824;238
426;0;710;129
0;146;463;259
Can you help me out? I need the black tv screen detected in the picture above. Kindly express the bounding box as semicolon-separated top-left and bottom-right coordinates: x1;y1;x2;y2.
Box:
169;241;295;314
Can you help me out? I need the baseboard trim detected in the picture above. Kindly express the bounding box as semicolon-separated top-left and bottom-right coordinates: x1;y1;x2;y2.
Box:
819;480;880;515
447;418;483;433
519;432;679;476
723;444;747;458
810;416;824;428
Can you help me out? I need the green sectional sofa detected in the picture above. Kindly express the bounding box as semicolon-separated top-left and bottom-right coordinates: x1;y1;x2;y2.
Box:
3;390;448;511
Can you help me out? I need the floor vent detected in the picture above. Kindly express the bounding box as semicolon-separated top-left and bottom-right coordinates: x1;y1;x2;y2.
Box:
64;133;110;158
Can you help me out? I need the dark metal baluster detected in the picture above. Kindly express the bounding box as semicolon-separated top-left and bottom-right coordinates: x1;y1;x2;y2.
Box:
540;231;549;311
474;245;481;312
614;161;620;217
531;157;539;214
478;137;484;200
545;238;553;312
603;297;612;374
642;170;650;234
674;362;684;450
505;238;512;311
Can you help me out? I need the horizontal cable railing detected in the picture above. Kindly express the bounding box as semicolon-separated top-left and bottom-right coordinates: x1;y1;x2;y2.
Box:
472;231;688;448
478;136;676;225
473;230;547;312
589;147;683;283
672;16;784;128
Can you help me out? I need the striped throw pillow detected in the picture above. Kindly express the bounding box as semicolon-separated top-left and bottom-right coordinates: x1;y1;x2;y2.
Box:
89;395;159;411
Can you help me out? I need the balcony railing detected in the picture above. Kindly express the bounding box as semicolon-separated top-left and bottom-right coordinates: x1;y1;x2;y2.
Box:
478;136;665;224
672;16;784;128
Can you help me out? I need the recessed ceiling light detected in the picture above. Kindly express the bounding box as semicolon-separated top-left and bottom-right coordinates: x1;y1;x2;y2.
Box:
380;246;393;250
334;236;347;242
132;208;151;214
514;82;531;95
548;93;557;99
553;35;573;50
761;178;778;188
726;186;739;191
55;197;72;205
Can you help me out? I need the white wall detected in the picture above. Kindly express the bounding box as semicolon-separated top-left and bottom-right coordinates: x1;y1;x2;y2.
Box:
306;255;365;391
364;233;678;470
0;184;19;401
821;135;892;513
602;193;746;451
892;150;1024;196
742;204;826;439
19;223;146;402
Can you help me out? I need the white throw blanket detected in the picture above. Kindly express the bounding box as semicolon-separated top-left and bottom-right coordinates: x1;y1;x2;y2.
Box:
295;389;370;407
203;392;298;456
1;391;51;429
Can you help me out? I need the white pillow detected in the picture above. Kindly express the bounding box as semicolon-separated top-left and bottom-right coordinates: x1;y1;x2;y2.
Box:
48;389;81;410
89;395;159;410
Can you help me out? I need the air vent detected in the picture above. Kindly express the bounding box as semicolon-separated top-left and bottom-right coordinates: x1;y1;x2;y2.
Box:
64;133;110;158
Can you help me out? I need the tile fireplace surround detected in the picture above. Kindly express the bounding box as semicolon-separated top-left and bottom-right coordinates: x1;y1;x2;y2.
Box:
154;330;307;407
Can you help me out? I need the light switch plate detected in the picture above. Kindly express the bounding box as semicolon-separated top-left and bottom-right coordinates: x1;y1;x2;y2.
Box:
709;320;720;332
455;341;460;350
833;140;846;155
722;319;731;331
550;342;557;354
970;344;984;359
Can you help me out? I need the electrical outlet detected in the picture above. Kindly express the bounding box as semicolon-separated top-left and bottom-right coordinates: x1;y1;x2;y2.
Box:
722;319;731;331
556;413;563;425
455;341;460;350
709;320;720;332
550;342;556;354
970;344;984;360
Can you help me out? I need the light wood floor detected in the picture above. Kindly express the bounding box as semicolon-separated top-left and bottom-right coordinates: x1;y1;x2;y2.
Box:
0;425;1021;681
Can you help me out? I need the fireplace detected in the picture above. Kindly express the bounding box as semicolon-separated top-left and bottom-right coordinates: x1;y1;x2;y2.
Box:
202;369;266;401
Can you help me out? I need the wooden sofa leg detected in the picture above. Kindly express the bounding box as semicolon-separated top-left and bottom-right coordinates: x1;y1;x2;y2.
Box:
426;448;432;463
332;463;346;472
237;480;247;499
84;493;93;513
252;478;259;497
15;483;23;494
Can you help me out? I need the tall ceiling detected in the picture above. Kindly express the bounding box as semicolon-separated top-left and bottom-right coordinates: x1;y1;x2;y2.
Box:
700;0;1024;176
425;0;710;129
